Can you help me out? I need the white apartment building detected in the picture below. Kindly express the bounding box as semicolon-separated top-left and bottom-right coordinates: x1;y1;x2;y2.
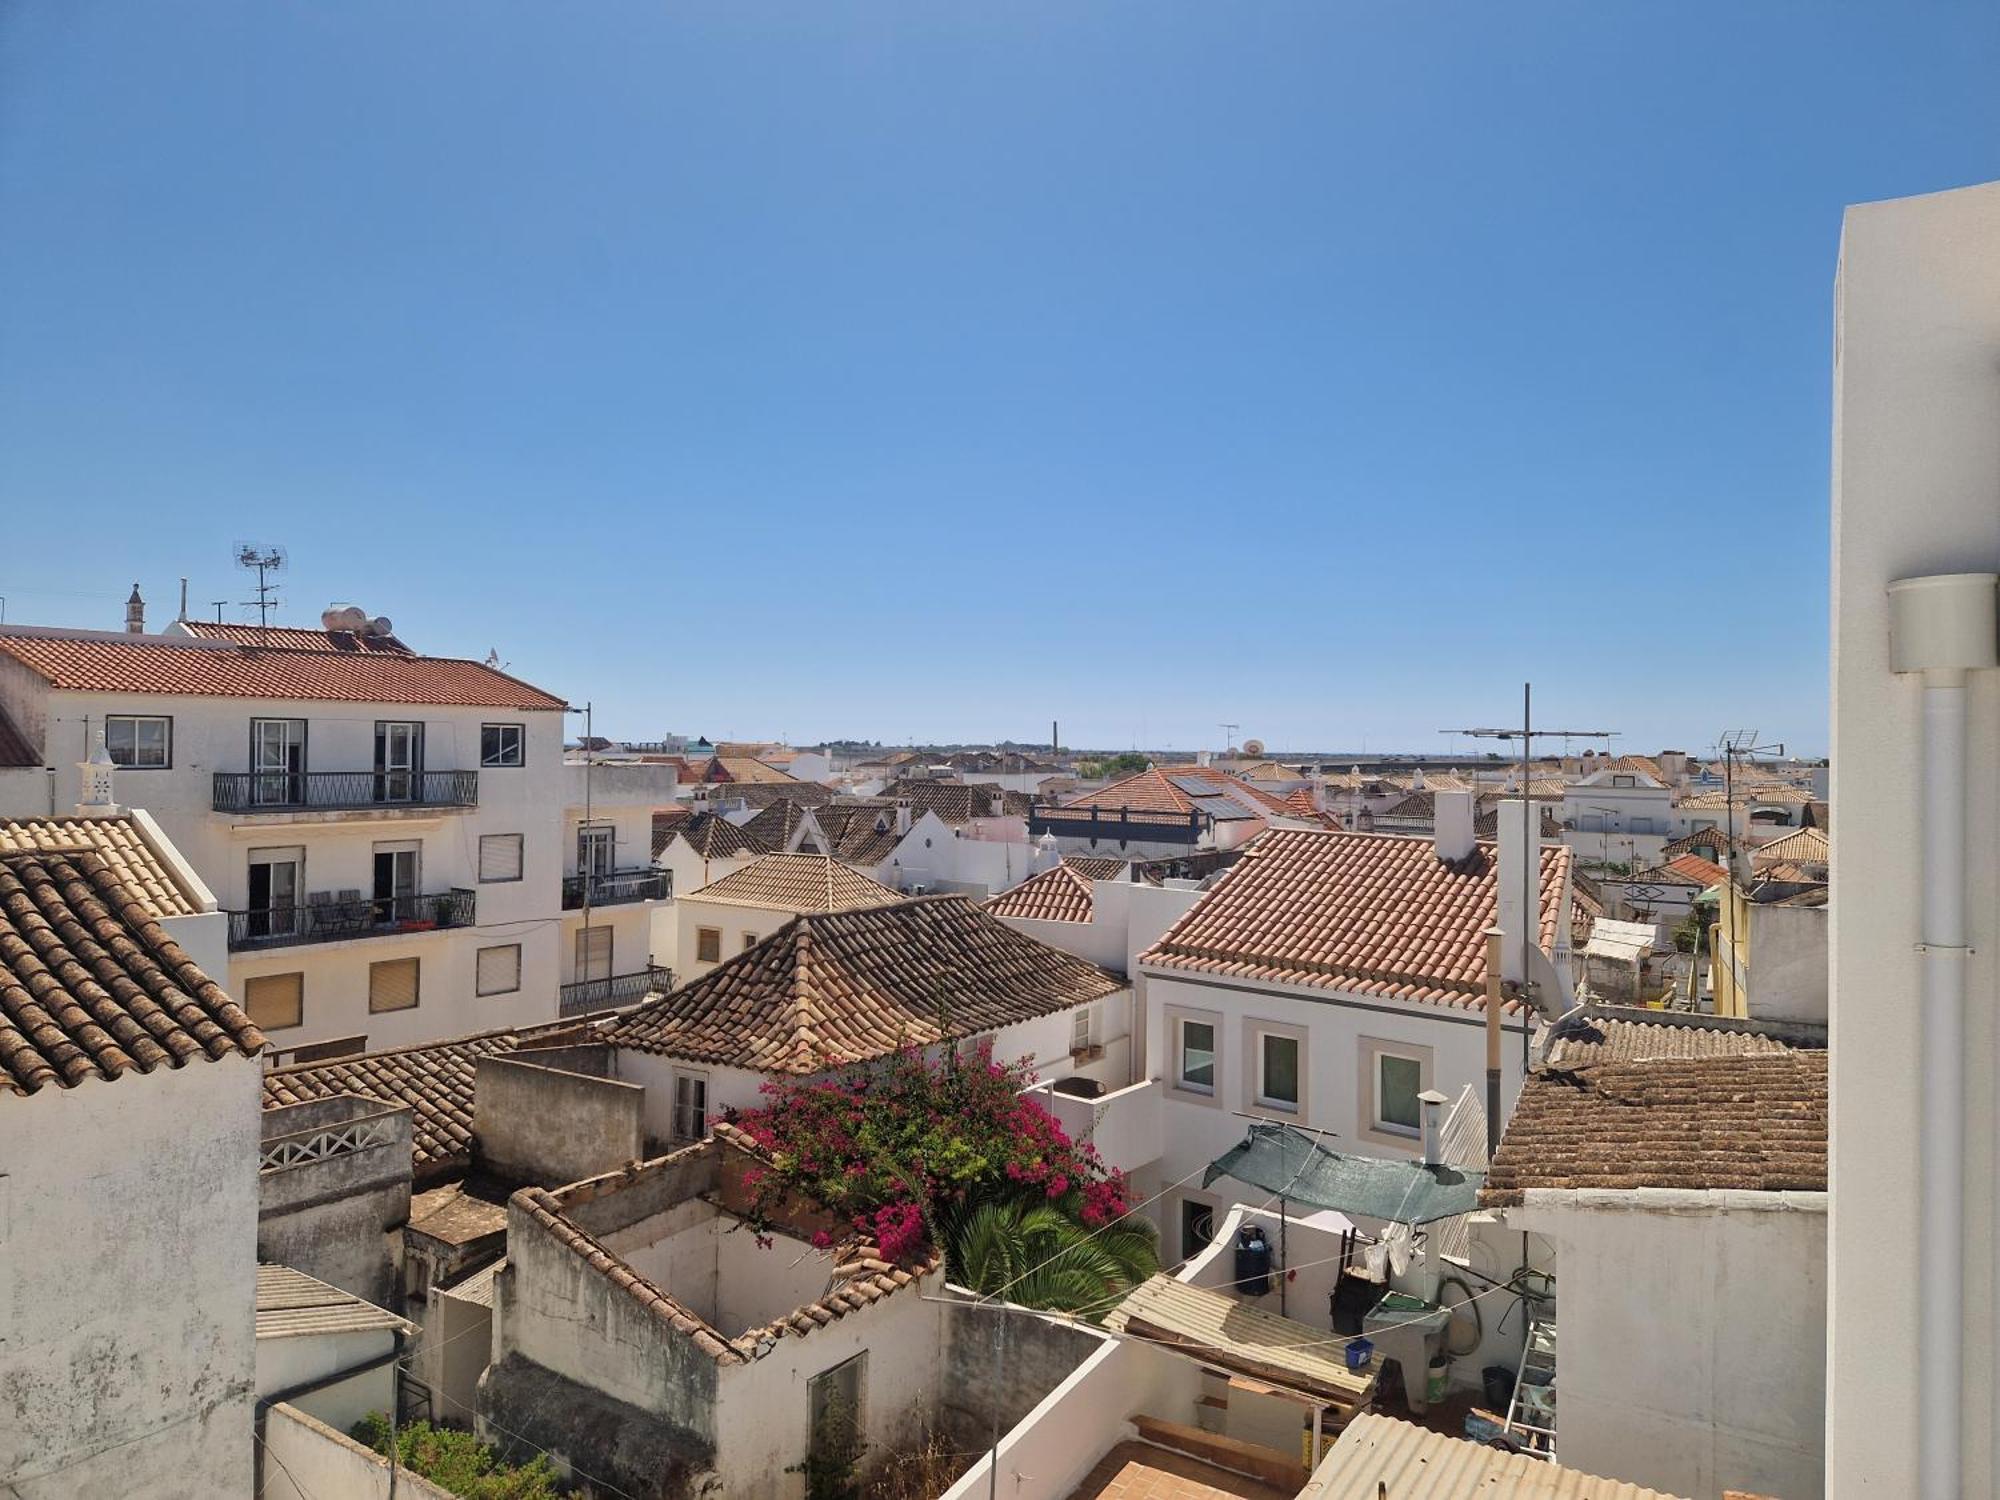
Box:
0;617;628;1056
1561;763;1673;871
558;759;678;1015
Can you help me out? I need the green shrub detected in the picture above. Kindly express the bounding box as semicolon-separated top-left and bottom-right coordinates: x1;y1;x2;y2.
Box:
350;1415;571;1499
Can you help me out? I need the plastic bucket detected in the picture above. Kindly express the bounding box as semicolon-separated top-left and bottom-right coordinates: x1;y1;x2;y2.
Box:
1344;1337;1374;1371
1426;1356;1451;1404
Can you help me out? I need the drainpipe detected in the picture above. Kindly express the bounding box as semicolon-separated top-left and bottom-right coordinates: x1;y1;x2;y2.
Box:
1483;927;1504;1159
1888;571;1997;1500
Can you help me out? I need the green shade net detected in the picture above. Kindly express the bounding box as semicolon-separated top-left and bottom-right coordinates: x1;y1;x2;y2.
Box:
1202;1121;1485;1226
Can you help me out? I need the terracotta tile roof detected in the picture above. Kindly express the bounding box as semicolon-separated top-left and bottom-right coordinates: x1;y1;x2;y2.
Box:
176;621;414;655
1481;1051;1828;1204
1660;828;1742;862
514;1126;940;1366
1065;765;1297;820
1473;804;1563;840
261;1017;596;1173
1541;1008;1808;1068
1065;856;1131;882
987;862;1098;924
1666;853;1728;887
0;632;566;710
0;704;37;769
876;779;1032;825
1140;829;1571;1012
0;850;262;1096
685;854;900;914
648;805;691;857
0;815;199;918
657;812;767;863
703;756;798;785
695;781;836;811
1755;827;1829;867
604;895;1123;1073
742;799;814;850
803;802;909;867
1756;861;1828;887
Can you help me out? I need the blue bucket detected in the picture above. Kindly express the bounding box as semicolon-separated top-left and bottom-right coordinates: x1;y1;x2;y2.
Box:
1345;1337;1374;1371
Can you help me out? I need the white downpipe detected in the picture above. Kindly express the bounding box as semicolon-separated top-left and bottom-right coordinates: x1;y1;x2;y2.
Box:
1889;571;1997;1500
1920;670;1967;1500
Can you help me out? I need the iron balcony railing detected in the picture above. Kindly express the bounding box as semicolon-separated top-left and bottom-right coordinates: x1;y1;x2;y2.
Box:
227;888;477;951
1026;804;1207;847
561;867;672;910
213;769;480;814
559;965;671;1016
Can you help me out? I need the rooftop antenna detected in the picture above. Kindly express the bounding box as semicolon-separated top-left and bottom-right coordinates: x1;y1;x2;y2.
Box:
233;543;287;627
1444;686;1617;1154
1219;722;1240;754
1716;730;1785;883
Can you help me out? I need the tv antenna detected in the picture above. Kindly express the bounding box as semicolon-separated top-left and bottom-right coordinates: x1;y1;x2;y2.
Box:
1444;684;1617;1151
1219;722;1240;753
1715;730;1785;882
234;544;287;627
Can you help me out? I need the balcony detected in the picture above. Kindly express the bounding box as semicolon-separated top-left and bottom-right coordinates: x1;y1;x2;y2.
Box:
561;867;672;910
227;888;477;951
559;966;671;1016
1027;804;1206;847
213;770;480;816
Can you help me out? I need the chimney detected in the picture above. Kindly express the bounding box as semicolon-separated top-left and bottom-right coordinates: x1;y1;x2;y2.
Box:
1418;1089;1449;1168
124;584;145;634
895;798;912;835
1412;766;1426;791
1309;768;1327;813
1495;797;1537;985
989;789;1006;819
77;729;119;815
1658;749;1688;786
1196;749;1211;768
1032;831;1060;872
1433;789;1476;863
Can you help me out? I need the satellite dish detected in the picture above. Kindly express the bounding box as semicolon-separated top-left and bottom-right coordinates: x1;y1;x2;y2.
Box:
1242;737;1265;757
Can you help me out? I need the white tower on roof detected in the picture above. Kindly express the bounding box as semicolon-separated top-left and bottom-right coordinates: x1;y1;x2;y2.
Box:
77;729;119;816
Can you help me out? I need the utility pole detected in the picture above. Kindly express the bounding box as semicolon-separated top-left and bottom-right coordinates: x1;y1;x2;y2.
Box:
1717;730;1785;884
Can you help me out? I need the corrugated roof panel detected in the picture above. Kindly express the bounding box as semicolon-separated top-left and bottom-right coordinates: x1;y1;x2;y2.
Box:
1300;1413;1686;1498
256;1264;413;1340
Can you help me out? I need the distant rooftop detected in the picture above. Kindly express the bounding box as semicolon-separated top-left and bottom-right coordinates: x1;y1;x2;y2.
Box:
256;1263;413;1341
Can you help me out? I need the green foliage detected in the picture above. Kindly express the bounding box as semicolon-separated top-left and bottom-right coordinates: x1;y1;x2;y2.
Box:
350;1415;571;1499
1672;910;1709;956
1078;752;1149;780
942;1198;1158;1317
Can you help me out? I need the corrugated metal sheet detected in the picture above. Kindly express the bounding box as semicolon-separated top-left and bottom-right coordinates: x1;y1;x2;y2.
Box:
1430;1085;1490;1262
1104;1274;1374;1415
256;1264;413;1341
1298;1413;1686;1499
438;1257;504;1309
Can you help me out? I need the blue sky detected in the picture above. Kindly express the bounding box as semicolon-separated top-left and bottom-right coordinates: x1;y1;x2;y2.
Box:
3;4;1995;755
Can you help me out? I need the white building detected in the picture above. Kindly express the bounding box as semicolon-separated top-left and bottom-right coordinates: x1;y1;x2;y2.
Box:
558;758;679;1015
1131;795;1573;1261
1561;763;1673;871
670;852;900;979
1826;177;2000;1498
0;618;598;1054
0;837;266;1498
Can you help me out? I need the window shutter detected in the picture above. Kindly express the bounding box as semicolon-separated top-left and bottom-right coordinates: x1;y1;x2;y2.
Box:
479;834;524;883
244;972;303;1031
369;957;421;1013
477;944;521;997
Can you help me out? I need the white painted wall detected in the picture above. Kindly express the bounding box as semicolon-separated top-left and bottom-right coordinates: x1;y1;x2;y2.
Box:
256;1325;400;1434
0;1053;260;1499
260;1403;456;1500
1500;1192;1826;1500
1827;178;2000;1499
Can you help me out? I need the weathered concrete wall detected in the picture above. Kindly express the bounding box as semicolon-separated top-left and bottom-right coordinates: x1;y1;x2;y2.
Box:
474;1056;644;1187
1505;1192;1826;1499
256;1327;400;1435
937;1291;1108;1454
478;1353;714;1499
259;1402;456;1500
1747;901;1827;1027
259;1096;413;1307
1;1052;260;1499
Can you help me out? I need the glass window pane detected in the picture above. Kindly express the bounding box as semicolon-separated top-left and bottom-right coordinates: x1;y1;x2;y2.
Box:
1261;1034;1300;1108
1180;1020;1215;1091
1379;1054;1423;1132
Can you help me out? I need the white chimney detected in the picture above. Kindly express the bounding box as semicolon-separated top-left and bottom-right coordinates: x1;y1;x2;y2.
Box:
77;729;119;815
124;584;145;635
1658;749;1688;786
1309;768;1327;813
1494;797;1537;985
1412;766;1426;791
1196;749;1211;768
895;798;912;835
1433;789;1476;863
1418;1089;1449;1167
1032;831;1060;872
989;789;1006;819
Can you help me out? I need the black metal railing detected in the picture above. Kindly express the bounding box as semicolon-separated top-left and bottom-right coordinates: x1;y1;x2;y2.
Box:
1026;805;1207;847
561;867;672;910
559;966;670;1016
227;888;477;951
213;769;480;814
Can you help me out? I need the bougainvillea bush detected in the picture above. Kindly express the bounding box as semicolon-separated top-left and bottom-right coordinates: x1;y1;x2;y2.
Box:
727;1041;1154;1307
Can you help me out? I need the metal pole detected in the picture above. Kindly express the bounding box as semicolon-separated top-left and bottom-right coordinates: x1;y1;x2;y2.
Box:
1279;1197;1288;1318
1484;927;1504;1159
987;1307;1006;1500
582;701;594;981
1520;683;1533;1080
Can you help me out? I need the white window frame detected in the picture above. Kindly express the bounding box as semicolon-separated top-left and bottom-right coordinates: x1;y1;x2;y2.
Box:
1071;1005;1094;1055
1167;1008;1220;1101
476;943;522;997
481;723;525;768
671;1071;709;1142
103;714;171;769
478;833;525;884
1359;1038;1430;1144
1250;1024;1304;1115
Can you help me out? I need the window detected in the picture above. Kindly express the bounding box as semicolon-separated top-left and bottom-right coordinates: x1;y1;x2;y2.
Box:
374;721;424;803
807;1355;866;1479
369;957;421;1013
696;927;721;964
742;931;759;952
1256;1032;1301;1113
672;1072;709;1141
481;723;525;768
577;823;616;878
1071;1006;1094;1054
103;714;170;768
1179;1199;1215;1261
479;833;524;883
244;972;303;1031
575;925;613;983
1612;774;1636;788
477;944;522;997
1176;1018;1216;1095
1376;1054;1423;1136
250;719;307;807
246;847;305;942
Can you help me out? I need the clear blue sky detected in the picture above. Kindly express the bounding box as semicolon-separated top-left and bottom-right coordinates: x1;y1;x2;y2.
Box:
3;4;1995;755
